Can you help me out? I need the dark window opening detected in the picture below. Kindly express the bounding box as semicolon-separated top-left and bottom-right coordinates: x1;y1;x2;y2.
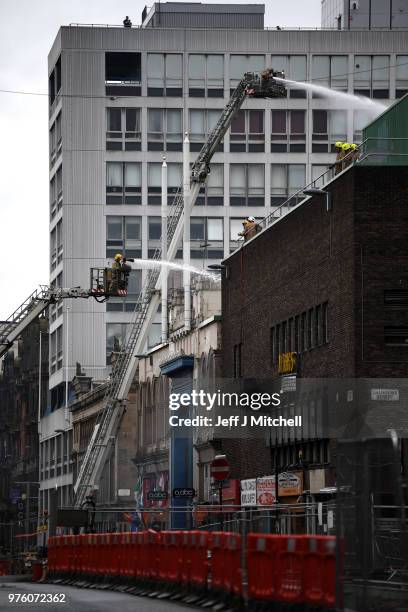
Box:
106;52;141;83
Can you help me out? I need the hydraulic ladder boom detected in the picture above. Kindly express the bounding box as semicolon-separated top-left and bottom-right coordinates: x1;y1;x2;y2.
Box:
72;69;286;507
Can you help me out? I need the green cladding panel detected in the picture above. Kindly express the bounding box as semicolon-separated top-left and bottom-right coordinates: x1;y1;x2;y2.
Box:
362;95;408;165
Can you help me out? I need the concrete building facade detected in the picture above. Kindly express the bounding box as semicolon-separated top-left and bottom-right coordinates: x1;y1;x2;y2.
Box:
321;0;408;30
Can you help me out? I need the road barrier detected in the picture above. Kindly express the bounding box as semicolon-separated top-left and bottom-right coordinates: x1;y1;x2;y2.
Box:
46;531;339;608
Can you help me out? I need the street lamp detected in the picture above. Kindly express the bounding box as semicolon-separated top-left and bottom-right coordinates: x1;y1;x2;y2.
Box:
303;187;331;212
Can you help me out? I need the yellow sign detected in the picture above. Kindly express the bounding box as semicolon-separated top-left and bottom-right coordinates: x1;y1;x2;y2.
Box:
278;352;297;375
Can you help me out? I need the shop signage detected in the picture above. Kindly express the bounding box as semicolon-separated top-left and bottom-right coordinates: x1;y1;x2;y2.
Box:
278;352;298;375
280;375;297;393
278;471;303;497
240;479;257;507
173;488;195;498
256;476;276;506
371;388;399;401
117;488;131;497
147;490;168;501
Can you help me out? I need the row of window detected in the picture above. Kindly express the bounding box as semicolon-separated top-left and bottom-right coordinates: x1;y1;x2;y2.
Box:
105;162;310;207
271;303;329;364
106;107;365;153
50;220;63;271
106;322;161;363
50;325;63;374
102;52;408;99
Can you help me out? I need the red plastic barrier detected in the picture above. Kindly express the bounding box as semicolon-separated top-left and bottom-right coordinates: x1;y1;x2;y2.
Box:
275;535;307;604
180;531;191;586
31;561;44;582
0;559;10;576
189;531;209;590
47;536;56;574
133;532;144;580
224;532;242;596
209;532;228;592
158;531;182;583
247;534;279;601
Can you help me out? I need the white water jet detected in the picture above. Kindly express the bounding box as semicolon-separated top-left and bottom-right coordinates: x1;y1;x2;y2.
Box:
131;258;221;282
275;77;386;118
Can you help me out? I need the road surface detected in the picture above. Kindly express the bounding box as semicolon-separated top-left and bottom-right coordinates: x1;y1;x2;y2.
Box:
0;579;194;612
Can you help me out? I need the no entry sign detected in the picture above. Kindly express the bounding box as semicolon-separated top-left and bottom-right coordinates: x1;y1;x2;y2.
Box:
211;455;230;481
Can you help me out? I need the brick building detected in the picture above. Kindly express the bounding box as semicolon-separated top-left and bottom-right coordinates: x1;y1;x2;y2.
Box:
221;163;408;492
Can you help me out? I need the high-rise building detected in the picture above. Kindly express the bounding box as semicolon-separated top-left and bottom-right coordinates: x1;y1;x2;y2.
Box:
43;2;408;505
321;0;408;30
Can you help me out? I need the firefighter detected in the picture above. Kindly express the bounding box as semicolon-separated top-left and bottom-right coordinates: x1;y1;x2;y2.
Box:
342;142;352;169
334;141;344;175
238;216;260;242
111;253;123;293
350;143;359;162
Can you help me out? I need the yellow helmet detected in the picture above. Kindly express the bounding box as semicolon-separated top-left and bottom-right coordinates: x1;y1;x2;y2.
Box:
335;141;344;148
114;253;122;261
342;142;351;151
351;143;358;150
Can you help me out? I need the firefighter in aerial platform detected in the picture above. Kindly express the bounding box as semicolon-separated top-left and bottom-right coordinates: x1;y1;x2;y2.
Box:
110;253;124;294
341;142;352;169
238;216;261;242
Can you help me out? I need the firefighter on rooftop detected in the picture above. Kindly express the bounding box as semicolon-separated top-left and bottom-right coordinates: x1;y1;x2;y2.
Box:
238;216;261;242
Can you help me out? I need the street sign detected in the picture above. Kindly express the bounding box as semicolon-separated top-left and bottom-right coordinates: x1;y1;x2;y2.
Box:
240;478;257;506
147;490;168;501
173;488;195;498
371;388;399;401
211;455;230;481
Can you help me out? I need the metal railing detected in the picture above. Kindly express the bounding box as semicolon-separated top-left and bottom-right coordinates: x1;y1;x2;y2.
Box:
68;23;408;31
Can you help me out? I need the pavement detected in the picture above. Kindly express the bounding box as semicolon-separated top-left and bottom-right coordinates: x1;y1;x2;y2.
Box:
0;578;196;612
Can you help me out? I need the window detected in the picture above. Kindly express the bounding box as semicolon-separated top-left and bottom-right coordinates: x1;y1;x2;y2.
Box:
312;165;331;188
106;108;141;151
50;220;63;271
106;216;142;258
270;164;306;206
189;54;224;97
271;110;306;152
230;55;265;88
147;108;182;151
50;324;63;374
49;56;61;109
312;110;347;152
190;217;223;259
230;110;264;152
50;166;62;220
106;323;128;364
147;53;182;96
50;112;62;164
396;55;408;98
148;323;161;349
106;162;141;204
354;55;390;99
105;52;141;95
353;110;367;144
384;327;408;347
148;216;162;240
106;269;142;312
189;109;222;151
147;162;182;204
312;55;348;89
307;309;314;349
196;164;224;206
271;55;307;98
230;218;244;243
230;164;264;206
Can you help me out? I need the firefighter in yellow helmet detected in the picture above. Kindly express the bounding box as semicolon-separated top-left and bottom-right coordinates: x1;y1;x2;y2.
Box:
238;216;261;242
334;141;344;175
342;142;352;169
110;253;123;293
350;143;359;162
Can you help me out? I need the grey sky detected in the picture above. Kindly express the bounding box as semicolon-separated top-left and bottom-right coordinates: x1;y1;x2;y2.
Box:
0;0;321;318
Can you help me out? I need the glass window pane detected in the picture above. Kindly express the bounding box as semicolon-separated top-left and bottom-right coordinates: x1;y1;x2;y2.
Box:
289;56;307;81
166;54;182;79
107;216;122;240
230;165;246;194
148;109;163;132
249;110;264;134
248;165;264;194
290;110;305;134
354;109;367;132
313;110;327;134
248;55;265;71
107;162;122;187
207;164;223;192
231;110;245;134
330;110;347;141
271;165;287;195
230;219;243;240
168;163;182;187
372;55;389;83
207;218;223;241
331;56;348;86
108;108;121;132
191;218;205;240
288;165;305;194
312;55;330;85
230;55;246;81
396;55;408;80
125;217;141;240
190;110;205;136
125;163;141;187
148;216;161;239
189;54;206;86
167;109;182;134
148;163;161;187
127;270;141;295
207;55;224;86
354;55;371;87
272;110;287;133
147;53;164;86
126;108;139;132
208;110;221;132
271;55;289;75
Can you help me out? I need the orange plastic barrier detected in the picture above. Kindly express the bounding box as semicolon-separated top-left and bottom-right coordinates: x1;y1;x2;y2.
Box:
209;532;227;592
247;534;279;601
189;531;209;590
158;530;182;584
224;532;242;596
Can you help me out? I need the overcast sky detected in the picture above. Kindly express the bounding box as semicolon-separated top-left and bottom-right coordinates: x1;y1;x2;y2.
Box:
0;0;321;319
